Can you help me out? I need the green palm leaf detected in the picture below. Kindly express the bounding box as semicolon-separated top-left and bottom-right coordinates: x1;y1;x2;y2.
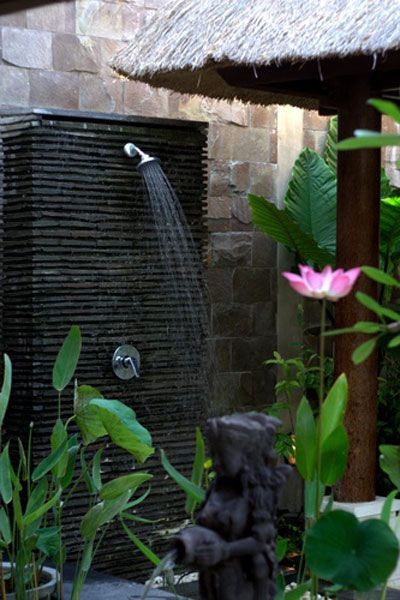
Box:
324;116;337;173
249;194;334;268
380;197;400;255
284;148;337;255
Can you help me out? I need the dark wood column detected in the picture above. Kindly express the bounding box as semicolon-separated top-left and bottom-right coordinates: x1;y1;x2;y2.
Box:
333;76;381;502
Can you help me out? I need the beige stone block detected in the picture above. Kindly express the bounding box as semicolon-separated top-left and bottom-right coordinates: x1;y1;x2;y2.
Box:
249;163;278;199
201;98;249;127
91;36;125;78
123;80;170;117
2;27;52;69
230;161;250;192
269;128;277;163
176;95;208;122
79;73;123;113
53;34;99;73
232;196;252;225
208;159;230;196
207;196;231;220
30;70;79;109
231;127;270;162
76;0;142;40
304;110;329;131
208;124;235;160
250;104;277;129
303;129;327;154
26;1;75;33
0;65;29;107
0;12;26;28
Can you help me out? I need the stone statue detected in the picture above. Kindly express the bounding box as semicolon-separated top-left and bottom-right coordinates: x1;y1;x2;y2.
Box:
173;413;291;600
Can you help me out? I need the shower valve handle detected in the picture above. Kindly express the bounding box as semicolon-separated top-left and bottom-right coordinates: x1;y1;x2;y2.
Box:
112;345;141;380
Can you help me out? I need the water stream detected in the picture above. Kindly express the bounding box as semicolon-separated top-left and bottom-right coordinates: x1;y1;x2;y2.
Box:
139;160;209;386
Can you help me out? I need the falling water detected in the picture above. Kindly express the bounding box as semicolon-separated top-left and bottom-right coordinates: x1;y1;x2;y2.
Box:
141;550;178;600
139;160;208;385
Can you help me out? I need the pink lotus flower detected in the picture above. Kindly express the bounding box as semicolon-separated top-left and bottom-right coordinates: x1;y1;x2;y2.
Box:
282;265;361;301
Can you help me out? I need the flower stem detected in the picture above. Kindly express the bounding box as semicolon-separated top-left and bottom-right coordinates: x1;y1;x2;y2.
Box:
311;298;327;600
315;298;326;520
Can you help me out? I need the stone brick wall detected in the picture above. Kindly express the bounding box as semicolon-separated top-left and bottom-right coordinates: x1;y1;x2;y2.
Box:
0;0;330;413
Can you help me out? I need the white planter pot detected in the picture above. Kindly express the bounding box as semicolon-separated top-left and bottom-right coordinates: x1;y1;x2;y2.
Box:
2;562;58;599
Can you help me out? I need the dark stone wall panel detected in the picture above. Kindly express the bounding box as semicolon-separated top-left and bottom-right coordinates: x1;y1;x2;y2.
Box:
0;110;208;581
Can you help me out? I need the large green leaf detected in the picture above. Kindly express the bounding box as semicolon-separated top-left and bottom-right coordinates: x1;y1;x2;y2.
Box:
52;325;82;392
89;399;153;463
249;194;334;268
285;148;337;255
324;116;337;173
0;444;13;504
0;354;12;432
31;438;69;482
295;397;316;481
0;508;11;545
380;445;400;490
356;292;400;321
185;427;205;516
60;435;80;489
23;489;62;527
160;449;206;504
320;424;349;486
36;526;61;557
337;132;400;150
120;520;161;566
362;265;400;288
352;337;379;365
381;197;400;255
305;510;399;591
100;473;152;500
80;490;132;539
369;99;400;124
75;385;107;445
320;374;348;444
304;477;325;520
51;418;68;479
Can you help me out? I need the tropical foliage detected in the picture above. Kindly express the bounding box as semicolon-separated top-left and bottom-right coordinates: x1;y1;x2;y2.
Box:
0;327;154;599
249;112;400;274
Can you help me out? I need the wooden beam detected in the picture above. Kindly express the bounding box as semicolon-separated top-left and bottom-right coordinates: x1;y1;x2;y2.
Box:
333;75;381;503
218;51;400;100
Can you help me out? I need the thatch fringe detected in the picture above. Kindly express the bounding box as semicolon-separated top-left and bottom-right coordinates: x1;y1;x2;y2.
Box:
111;0;400;108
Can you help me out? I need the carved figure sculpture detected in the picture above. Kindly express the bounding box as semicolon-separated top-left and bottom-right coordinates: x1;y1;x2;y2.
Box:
174;413;291;600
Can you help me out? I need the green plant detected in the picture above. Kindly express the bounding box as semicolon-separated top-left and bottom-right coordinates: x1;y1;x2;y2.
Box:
282;264;399;597
0;326;154;600
248;115;400;273
325;266;400;363
337;99;400;151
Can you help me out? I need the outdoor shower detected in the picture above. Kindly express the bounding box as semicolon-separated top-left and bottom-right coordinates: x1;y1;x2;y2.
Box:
0;109;208;581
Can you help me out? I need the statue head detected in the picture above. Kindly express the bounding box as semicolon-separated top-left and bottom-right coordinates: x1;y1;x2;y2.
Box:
205;413;281;479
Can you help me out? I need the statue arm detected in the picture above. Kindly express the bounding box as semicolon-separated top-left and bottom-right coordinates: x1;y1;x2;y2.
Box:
224;536;265;558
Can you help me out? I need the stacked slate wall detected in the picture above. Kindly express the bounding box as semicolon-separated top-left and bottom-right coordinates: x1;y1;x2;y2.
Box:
0;110;207;580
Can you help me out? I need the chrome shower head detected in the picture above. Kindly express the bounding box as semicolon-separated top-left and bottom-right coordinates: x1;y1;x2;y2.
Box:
124;143;159;169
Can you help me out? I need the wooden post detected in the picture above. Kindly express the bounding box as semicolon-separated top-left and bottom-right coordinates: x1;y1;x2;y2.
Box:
334;76;381;502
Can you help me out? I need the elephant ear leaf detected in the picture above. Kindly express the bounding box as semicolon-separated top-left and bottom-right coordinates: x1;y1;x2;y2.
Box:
248;194;334;268
284;148;337;256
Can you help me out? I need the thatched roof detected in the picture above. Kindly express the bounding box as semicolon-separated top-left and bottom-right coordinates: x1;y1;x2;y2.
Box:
111;0;400;109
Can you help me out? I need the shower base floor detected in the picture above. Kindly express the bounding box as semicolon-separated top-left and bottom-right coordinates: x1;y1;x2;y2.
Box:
62;564;188;599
